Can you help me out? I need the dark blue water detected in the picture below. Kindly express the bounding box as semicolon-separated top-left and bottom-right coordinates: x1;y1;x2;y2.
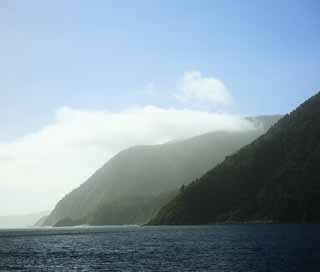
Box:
1;225;320;271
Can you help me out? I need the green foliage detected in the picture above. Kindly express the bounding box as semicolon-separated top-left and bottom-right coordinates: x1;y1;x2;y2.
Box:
44;116;281;226
150;92;320;225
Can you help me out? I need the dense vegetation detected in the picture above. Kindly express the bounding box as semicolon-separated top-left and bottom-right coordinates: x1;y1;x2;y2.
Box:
150;92;320;225
87;191;177;225
44;116;280;226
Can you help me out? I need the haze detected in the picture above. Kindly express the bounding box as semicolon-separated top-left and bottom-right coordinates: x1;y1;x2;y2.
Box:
0;0;319;216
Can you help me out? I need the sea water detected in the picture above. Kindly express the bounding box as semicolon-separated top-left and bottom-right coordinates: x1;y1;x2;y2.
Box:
0;224;320;271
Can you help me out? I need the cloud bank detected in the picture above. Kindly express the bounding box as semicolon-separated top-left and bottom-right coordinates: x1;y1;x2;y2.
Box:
175;70;234;108
0;105;255;214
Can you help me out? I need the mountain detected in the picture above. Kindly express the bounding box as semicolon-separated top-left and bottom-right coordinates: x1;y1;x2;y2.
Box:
33;215;49;227
149;92;320;225
44;115;281;226
0;211;50;228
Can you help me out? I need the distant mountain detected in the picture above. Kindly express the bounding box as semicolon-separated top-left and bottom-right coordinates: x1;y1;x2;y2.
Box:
44;115;281;226
0;211;50;228
150;92;320;225
33;215;49;227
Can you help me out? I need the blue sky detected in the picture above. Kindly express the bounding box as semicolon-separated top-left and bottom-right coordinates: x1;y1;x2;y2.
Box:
1;0;319;141
1;1;320;214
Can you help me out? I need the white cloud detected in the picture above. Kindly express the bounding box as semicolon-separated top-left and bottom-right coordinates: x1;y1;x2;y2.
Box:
175;70;234;108
0;105;255;215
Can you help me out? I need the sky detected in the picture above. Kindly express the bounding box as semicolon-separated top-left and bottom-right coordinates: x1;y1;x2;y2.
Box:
0;0;319;215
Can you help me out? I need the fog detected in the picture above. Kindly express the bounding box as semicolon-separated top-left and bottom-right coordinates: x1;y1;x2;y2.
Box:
0;108;258;216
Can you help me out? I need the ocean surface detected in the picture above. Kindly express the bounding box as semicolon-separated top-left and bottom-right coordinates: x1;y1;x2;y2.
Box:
0;224;320;271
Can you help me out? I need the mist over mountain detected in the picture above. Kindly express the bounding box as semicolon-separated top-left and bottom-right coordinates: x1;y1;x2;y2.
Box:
150;92;320;225
44;116;281;226
0;211;49;228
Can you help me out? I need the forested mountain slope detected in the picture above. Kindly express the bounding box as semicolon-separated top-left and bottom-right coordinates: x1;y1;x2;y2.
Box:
150;93;320;225
44;116;281;226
